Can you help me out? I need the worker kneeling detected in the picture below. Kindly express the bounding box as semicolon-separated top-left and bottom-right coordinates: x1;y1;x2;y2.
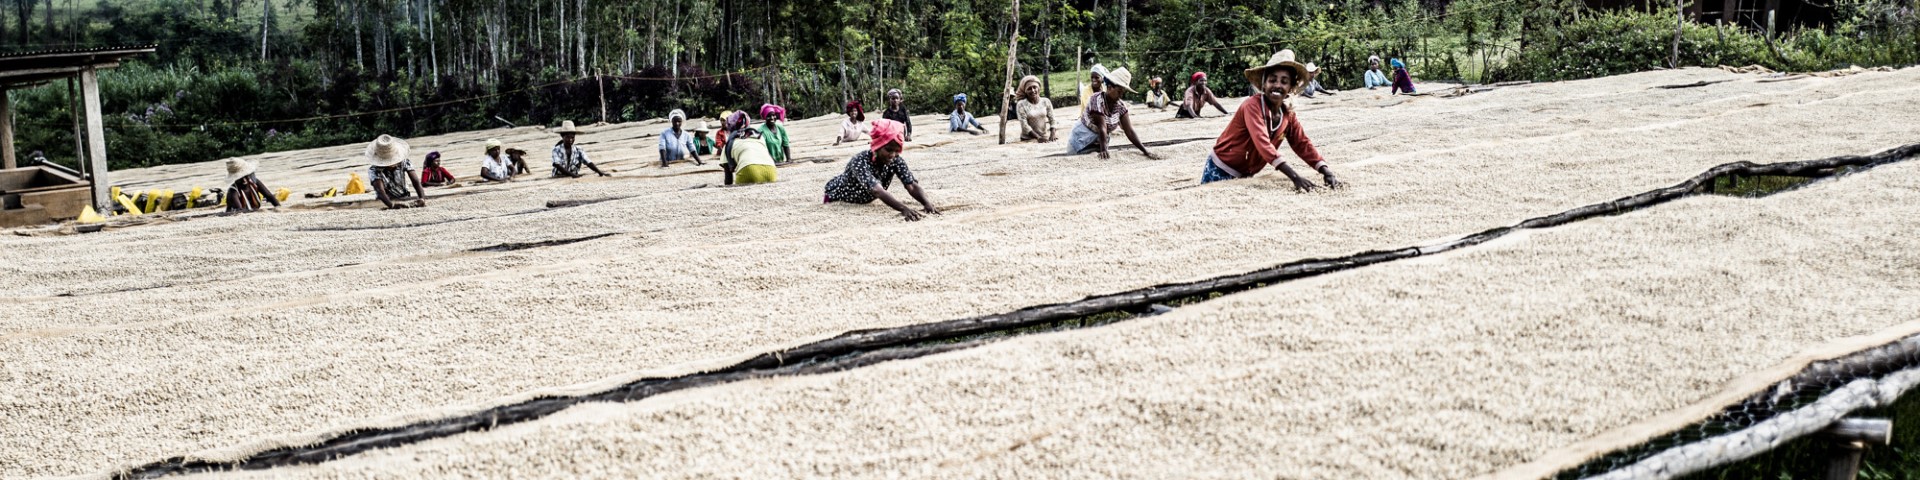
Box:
365;134;429;209
1200;49;1344;192
718;111;778;186
823;119;940;222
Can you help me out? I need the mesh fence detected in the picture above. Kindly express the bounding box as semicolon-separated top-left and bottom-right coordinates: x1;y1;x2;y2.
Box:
1555;334;1920;479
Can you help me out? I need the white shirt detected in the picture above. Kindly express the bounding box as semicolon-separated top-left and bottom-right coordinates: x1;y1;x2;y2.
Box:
480;153;511;179
839;118;870;143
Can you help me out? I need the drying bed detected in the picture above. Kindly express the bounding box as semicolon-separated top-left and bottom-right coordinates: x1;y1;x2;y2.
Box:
0;66;1915;478
204;153;1920;480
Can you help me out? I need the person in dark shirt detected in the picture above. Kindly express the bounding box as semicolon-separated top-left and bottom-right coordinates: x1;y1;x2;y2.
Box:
881;88;913;142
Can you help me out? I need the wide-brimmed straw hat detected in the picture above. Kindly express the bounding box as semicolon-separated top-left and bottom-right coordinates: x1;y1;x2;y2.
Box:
1245;49;1313;91
553;120;585;135
1104;67;1137;93
366;134;410;168
223;158;257;185
692;121;712;133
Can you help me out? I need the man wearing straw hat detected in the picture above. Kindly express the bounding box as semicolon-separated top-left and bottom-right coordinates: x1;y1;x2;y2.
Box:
551;120;610;178
658;109;703;168
478;138;512;182
691;121;718;156
366;134;429;209
1198;49;1343;191
222;158;279;213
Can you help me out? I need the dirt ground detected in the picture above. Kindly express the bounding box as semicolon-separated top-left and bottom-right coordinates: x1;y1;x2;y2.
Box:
3;66;1917;478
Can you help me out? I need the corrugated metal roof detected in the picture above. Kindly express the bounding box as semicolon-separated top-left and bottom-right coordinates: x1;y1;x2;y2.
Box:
0;44;158;60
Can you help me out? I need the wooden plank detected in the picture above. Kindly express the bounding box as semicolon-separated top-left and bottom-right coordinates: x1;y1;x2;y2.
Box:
0;87;13;170
1822;418;1893;444
81;67;109;212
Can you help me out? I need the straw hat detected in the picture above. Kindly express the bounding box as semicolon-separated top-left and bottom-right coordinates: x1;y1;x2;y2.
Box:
484;138;503;150
692;121;712;133
366;134;410;168
554;120;584;135
223;158;257;185
1104;67;1137;93
1244;49;1313;91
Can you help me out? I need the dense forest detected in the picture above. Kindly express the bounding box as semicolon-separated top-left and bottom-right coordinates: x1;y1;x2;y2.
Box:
1;0;1913;169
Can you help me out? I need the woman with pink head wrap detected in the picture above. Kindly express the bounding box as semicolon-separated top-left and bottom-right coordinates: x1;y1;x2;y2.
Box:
823;119;940;221
756;103;793;164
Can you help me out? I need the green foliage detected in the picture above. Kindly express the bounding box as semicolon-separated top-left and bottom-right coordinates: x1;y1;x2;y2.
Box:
1495;9;1777;81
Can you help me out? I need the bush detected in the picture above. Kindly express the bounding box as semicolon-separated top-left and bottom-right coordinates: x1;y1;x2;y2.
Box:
1496;10;1779;81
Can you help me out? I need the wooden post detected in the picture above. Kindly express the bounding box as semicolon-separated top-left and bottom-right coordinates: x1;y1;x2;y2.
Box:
596;70;608;124
1672;0;1684;68
1821;417;1893;480
81;68;110;212
70;78;85;178
997;0;1022;145
0;88;14;170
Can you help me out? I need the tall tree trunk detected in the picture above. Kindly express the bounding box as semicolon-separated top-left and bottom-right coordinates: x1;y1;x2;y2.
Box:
18;0;38;47
998;0;1021;144
353;0;365;70
1042;0;1051;96
575;0;586;77
259;0;272;60
1671;0;1683;68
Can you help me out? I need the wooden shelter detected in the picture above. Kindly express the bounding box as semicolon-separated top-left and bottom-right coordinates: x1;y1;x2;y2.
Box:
1582;0;1833;30
0;45;154;227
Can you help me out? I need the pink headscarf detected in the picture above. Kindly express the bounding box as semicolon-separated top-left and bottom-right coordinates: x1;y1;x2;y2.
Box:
868;119;905;152
759;104;787;122
723;111;753;133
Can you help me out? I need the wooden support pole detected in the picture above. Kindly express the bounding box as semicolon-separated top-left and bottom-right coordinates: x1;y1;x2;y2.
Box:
81;68;111;212
596;70;608;124
0;88;14;170
997;0;1022;145
70;77;85;179
1822;417;1893;480
1672;0;1685;68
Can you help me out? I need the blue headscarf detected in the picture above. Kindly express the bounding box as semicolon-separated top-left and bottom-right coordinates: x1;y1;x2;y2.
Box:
1390;58;1406;70
953;93;968;104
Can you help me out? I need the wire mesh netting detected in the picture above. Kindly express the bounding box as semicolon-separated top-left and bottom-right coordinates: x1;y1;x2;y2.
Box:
1556;335;1920;479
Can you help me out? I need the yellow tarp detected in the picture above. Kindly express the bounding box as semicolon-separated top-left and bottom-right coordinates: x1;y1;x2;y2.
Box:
76;206;105;224
114;194;142;216
343;174;368;195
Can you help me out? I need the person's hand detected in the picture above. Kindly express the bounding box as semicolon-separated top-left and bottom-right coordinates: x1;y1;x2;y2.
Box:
1098;150;1111;160
922;205;941;216
1143;151;1162;160
900;209;924;222
1323;172;1345;189
1288;175;1321;193
412;199;427;208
